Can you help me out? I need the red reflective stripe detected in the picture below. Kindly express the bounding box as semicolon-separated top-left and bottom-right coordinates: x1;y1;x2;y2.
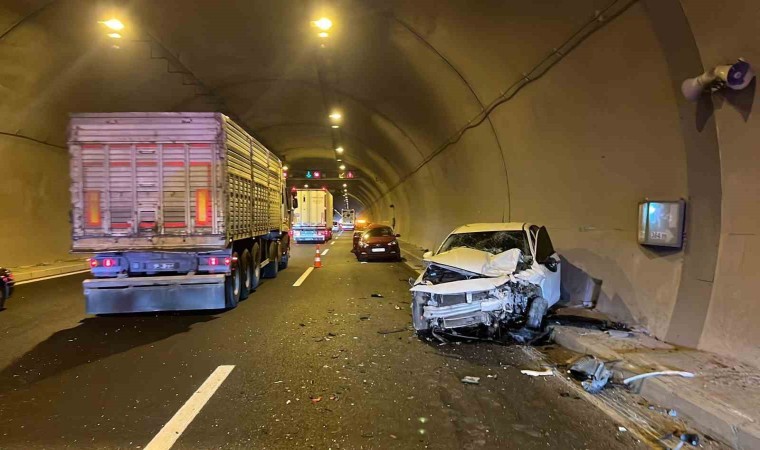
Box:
164;222;187;228
164;161;185;167
189;143;212;149
190;161;211;167
110;161;131;167
136;161;157;167
111;222;131;229
139;221;156;229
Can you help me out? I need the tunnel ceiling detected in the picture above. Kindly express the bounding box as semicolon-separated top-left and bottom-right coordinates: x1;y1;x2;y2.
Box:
4;0;563;207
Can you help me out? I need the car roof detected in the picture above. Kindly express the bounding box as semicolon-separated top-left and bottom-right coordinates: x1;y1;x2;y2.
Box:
449;222;529;234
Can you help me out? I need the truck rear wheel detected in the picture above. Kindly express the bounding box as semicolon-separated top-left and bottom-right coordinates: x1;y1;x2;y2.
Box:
262;241;279;278
224;252;241;309
239;249;252;300
250;243;262;290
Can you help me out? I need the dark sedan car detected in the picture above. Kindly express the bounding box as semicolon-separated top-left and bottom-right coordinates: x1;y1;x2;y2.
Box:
0;267;15;309
355;226;402;262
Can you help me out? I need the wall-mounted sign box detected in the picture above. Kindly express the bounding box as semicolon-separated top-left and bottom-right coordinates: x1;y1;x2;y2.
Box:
637;199;685;248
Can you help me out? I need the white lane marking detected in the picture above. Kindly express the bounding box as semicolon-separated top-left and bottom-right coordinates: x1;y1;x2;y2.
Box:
330;241;335;246
292;267;314;287
144;365;235;450
14;269;91;286
321;249;330;256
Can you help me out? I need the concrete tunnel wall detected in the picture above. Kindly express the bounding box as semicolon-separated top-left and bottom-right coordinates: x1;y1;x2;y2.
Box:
0;0;757;367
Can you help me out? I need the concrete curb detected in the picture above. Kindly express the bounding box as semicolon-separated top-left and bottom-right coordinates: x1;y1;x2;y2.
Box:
551;326;760;449
11;261;90;283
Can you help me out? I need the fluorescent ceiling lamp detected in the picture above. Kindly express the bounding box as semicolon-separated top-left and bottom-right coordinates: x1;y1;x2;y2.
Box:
313;17;333;31
101;19;124;30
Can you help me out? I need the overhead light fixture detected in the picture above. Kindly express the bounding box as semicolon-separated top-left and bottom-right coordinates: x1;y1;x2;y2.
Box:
335;146;344;154
304;184;309;188
100;18;124;31
318;32;329;38
282;164;289;171
313;17;333;31
107;33;122;39
331;125;340;129
339;164;346;170
342;183;347;187
329;112;342;120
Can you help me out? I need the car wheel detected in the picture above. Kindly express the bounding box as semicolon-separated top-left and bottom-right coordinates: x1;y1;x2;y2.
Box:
239;249;252;300
526;296;549;330
224;253;241;309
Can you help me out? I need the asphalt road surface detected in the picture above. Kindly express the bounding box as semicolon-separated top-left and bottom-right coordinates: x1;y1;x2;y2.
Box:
0;234;645;449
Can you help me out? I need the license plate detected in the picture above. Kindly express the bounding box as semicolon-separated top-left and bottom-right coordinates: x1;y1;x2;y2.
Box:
371;248;386;253
151;263;177;270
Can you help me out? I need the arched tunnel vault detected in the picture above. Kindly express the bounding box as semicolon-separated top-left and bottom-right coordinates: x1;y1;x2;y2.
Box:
1;0;759;367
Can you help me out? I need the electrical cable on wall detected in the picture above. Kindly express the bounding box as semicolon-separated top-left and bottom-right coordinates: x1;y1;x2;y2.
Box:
368;0;638;207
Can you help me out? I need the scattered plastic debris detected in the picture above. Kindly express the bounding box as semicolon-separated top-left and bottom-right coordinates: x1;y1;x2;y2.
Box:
569;355;612;393
394;305;401;310
520;369;553;377
618;426;627;432
606;329;633;338
461;376;481;384
371;293;384;298
623;370;695;385
310;396;322;404
668;409;678;417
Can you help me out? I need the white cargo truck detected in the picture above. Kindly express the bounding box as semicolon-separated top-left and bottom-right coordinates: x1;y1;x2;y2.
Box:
292;189;333;243
69;112;291;314
341;209;356;231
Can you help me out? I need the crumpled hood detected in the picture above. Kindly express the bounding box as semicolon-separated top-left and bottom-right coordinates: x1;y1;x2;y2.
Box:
424;247;522;277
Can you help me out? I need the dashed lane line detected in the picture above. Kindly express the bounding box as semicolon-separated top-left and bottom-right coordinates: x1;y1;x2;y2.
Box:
321;248;330;256
144;365;235;450
292;267;315;287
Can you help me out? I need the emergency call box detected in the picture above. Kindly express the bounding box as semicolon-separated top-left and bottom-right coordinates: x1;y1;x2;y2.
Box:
637;200;685;248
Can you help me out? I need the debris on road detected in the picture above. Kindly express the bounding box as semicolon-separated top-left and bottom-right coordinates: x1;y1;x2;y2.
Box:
371;293;384;298
618;426;627;432
310;396;322;404
377;328;407;335
569;355;612;393
623;370;695;386
520;369;553;377
461;376;481;384
606;329;633;338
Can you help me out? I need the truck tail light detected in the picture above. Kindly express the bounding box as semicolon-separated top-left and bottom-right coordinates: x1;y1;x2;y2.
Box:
196;189;211;226
89;258;98;268
103;258;116;268
85;191;101;227
224;257;231;266
208;257;219;266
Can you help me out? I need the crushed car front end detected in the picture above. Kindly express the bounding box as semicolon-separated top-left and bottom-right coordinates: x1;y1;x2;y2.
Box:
410;247;547;335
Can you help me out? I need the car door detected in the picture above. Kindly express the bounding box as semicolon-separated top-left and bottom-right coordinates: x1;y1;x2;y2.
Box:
529;225;561;304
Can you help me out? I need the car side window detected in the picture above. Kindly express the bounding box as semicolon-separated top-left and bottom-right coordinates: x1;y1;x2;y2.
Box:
535;226;556;263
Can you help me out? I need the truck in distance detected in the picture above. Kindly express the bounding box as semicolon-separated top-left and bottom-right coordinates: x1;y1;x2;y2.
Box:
341;209;356;231
291;188;333;243
69;112;291;314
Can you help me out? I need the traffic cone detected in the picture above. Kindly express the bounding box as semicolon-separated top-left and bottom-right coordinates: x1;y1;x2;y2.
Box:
314;245;322;268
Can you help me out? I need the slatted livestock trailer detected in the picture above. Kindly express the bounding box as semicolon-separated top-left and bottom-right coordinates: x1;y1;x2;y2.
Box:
69;112;291;313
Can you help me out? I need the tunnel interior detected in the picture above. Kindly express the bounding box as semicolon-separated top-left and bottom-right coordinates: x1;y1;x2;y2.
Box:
0;0;758;367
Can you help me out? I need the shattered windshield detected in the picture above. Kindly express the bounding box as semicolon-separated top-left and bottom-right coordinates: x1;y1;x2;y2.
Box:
438;230;529;255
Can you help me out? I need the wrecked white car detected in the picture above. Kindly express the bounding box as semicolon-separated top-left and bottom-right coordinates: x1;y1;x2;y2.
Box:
411;223;561;337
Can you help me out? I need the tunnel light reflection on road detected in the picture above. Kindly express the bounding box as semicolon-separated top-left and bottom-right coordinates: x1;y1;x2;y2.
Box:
318;32;329;38
339;164;346;170
107;33;122;39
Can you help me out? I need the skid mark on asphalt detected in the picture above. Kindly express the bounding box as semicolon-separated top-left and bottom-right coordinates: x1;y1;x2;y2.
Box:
292;267;315;287
145;365;235;450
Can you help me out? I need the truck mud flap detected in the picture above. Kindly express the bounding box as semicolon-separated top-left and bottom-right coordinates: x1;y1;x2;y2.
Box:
84;274;226;314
